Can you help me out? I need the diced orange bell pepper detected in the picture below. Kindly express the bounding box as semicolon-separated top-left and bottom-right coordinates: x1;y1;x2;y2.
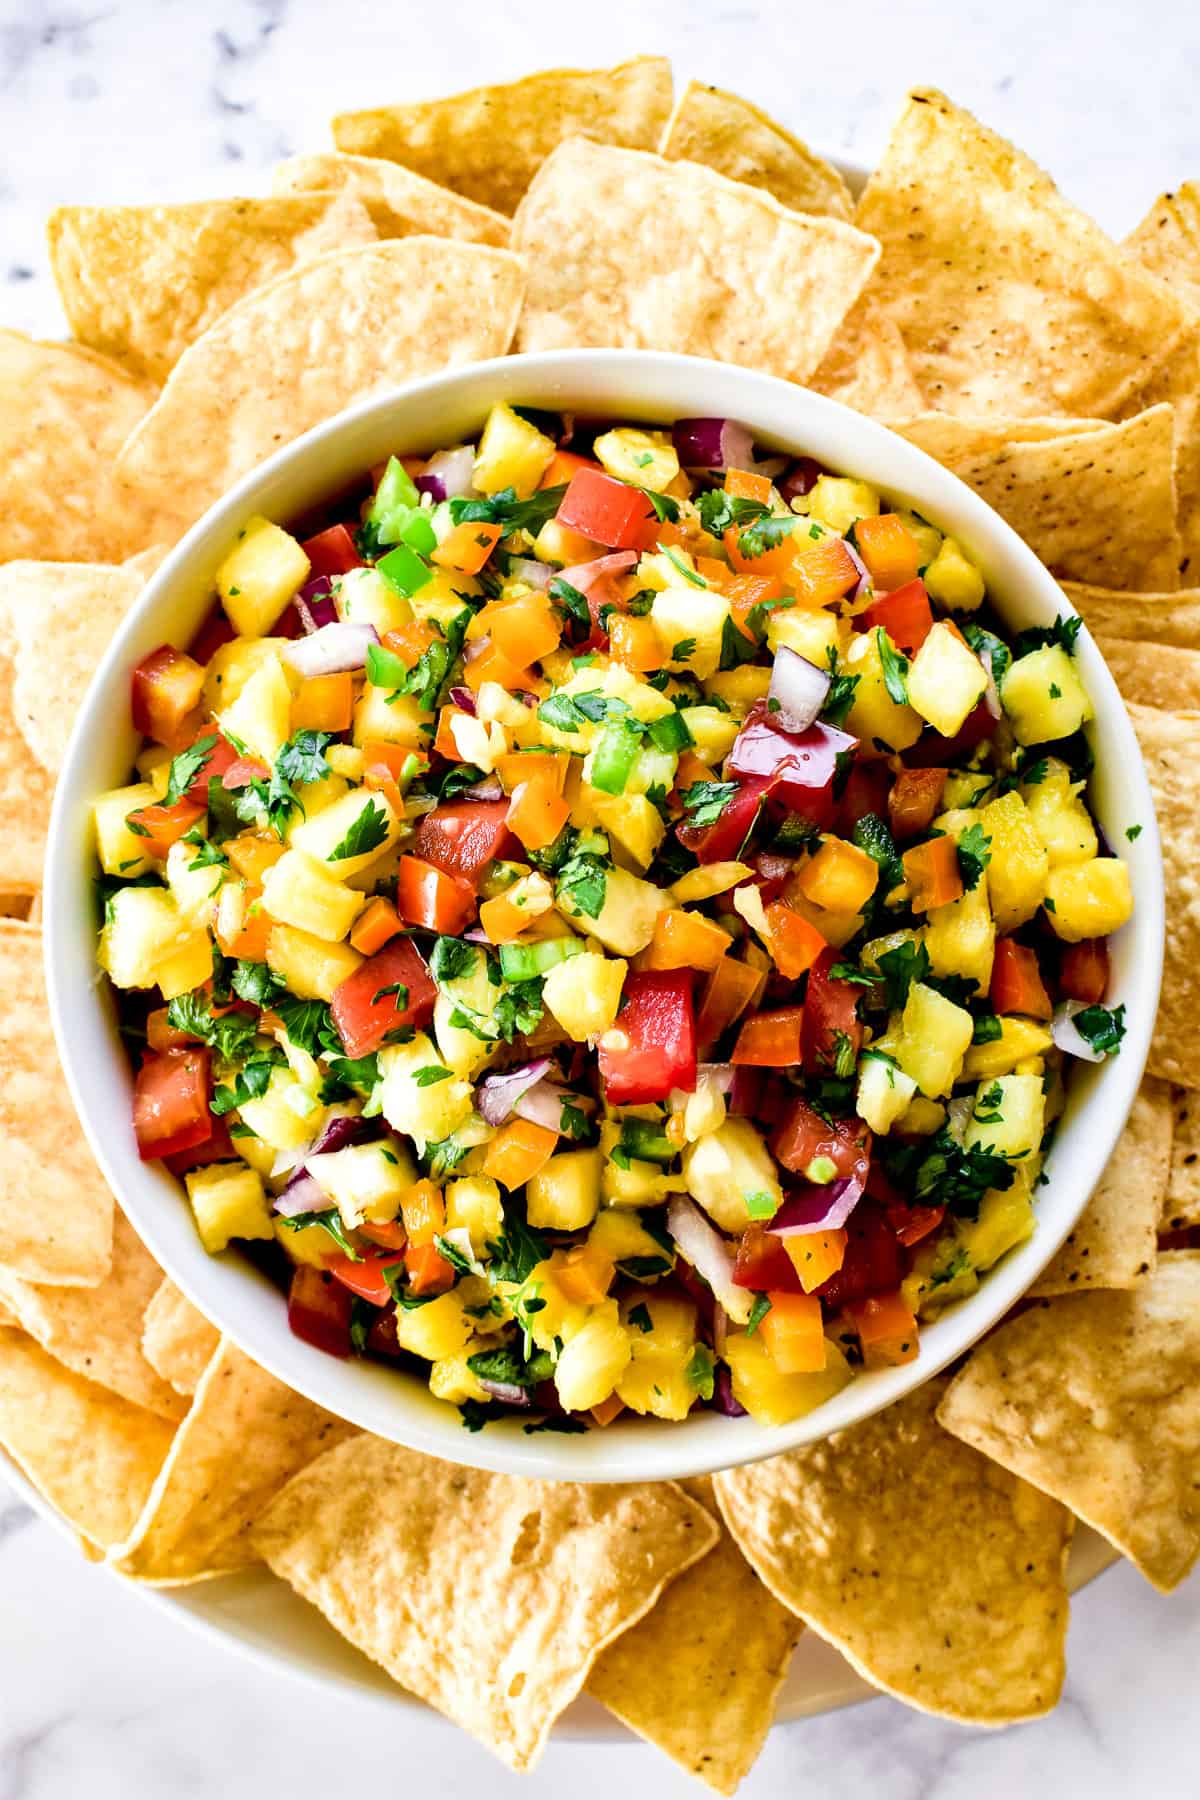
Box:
555;1243;615;1306
794;838;880;915
540;448;599;490
589;1394;626;1427
431;520;503;575
125;796;206;859
694;555;732;590
1058;937;1109;1006
764;901;828;979
349;896;401;957
643;908;732;973
494;749;568;795
507;775;570;853
215;893;272;962
902;836;963;913
400;1178;444;1245
608;613;664;673
696;957;765;1054
359;1218;407;1250
464;642;534;694
853;514;922;592
846;1290;919;1368
760;1291;827;1373
672;749;716;799
732;1004;806;1067
485;592;562;666
782;1229;847;1294
725;467;774;505
484;1118;559;1190
291;672;353;734
404;1240;456;1296
724;521;801;580
395;855;476;934
888;767;946;841
433;707;467;759
382;620;439;670
989;938;1053;1019
889;1204;945;1248
788;535;862;607
726;573;783;641
478;889;533;945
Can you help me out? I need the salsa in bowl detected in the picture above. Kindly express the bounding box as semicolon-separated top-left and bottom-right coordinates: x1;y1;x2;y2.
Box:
46;352;1160;1482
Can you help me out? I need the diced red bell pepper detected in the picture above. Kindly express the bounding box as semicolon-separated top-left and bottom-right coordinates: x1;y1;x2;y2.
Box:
599;970;696;1105
814;1201;902;1309
395;855;476;935
287;1266;353;1357
177;727;239;801
131;645;206;747
860;579;934;654
990;938;1053;1019
904;698;995;768
888;767;946;841
133;1049;212;1161
411;800;517;890
732;1224;806;1293
327;1251;406;1305
732;1005;806;1067
330;936;438;1058
771;1095;871;1184
1058;937;1109;1005
163;1113;238;1175
221;753;271;790
884;1202;946;1248
556;467;657;551
125;795;207;860
800;948;864;1076
301;523;363;580
727;703;857;831
679;775;776;864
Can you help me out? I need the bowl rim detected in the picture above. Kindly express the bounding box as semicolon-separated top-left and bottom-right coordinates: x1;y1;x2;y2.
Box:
43;346;1164;1484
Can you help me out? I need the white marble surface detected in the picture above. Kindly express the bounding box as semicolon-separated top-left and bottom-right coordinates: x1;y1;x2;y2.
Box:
3;0;1200;1792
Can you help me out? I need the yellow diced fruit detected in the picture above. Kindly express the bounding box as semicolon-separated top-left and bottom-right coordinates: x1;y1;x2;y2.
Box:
532;516;604;567
843;629;923;753
504;1260;588;1353
650;583;731;681
588;1210;671;1267
593;426;680;490
806;475;880;535
895;1095;947;1136
336;565;413;636
765;606;846;670
681;1117;781;1233
1000;643;1093;745
942;770;993;809
288;788;400;879
99;886;190;990
590;794;664;870
964;1073;1045;1160
445;1176;504;1255
260;849;365;943
558;865;668;956
856;1052;918;1135
922;535;985;611
274;1216;333;1268
473;402;555;498
906;622;987;737
234;1067;319;1151
378;1033;473;1152
164;839;223;923
617;1290;700;1420
670;861;751;904
217;516;310;639
598;1121;677;1208
185;1164;274;1254
1023;758;1097;867
896;982;974;1097
679;705;740;765
956;1166;1038;1273
327;745;364;782
542;950;626;1041
526;1148;602;1231
980;790;1047;933
429;1353;490;1406
217;652;293;766
352;684;431;749
704;665;773;715
962;1017;1054;1080
1043;857;1133;941
395;1289;474;1362
308;1140;416;1229
723;1333;852;1426
923;880;995;991
266;924;361;1001
554;1300;632;1413
201;635;287;714
904;1237;980;1316
94;782;159;877
894;510;944;568
151;932;214;1001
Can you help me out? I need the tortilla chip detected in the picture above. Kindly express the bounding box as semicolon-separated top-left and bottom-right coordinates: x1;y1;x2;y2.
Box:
658;80;852;219
853;89;1190;418
0;1212;183;1418
1126;182;1200;307
1096;636;1200;710
808;299;924;419
141;1279;220;1396
713;1376;1071;1724
1123;196;1200;582
48;194;378;386
513;139;879;384
1163;1088;1200;1230
0;922;114;1285
0;1326;174;1549
253;1438;716;1771
939;1253;1200;1591
332;56;673;216
1127;704;1200;1084
587;1476;800;1793
113;238;525;551
0;331;153;565
0;1300;15;1327
894;407;1182;591
1061;580;1200;648
1029;1076;1171;1296
0;648;56;891
109;1338;356;1583
0;559;145;772
271;151;509;247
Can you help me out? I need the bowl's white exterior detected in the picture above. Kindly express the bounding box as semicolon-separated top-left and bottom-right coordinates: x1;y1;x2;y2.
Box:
44;349;1164;1485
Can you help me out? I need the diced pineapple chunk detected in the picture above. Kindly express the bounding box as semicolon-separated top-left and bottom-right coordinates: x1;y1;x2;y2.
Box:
336;565;413;636
378;1033;473;1152
94;782;160;878
600;1120;678;1208
99;886;190;989
896;982;974;1097
502;1259;588;1353
963;1017;1054;1079
906;622;987;737
473;403;555;498
956;1179;1036;1273
590;794;664;869
445;1175;503;1254
165;839;224;923
526;1148;602;1232
1023;758;1097;867
723;1332;852;1426
266;924;361;1001
152;931;214;1001
594;426;680;491
650;583;731;680
554;1300;631;1413
807;476;880;534
617;1290;700;1420
558;866;668;956
964;1073;1045;1160
979;790;1047;934
217;652;293;765
200;636;286;714
217;516;310;638
1000;643;1093;745
352;684;432;748
1043;857;1133;941
309;1139;416;1229
260;848;365;943
896;1095;947;1136
894;510;943;568
234;1066;320;1151
681;1070;728;1142
274;1215;334;1267
766;606;846;670
923;880;995;991
704;665;773;715
681;1117;781;1233
942;770;993;809
856;1051;918;1135
588;1209;671;1266
288;788;400;879
922;536;985;611
679;705;740;765
429;1352;490;1406
395;1288;474;1362
843;628;923;753
185;1164;274;1254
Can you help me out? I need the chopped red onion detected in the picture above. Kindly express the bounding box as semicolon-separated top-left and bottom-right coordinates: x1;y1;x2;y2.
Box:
666;1196;752;1324
669;1064;735;1113
515;689;539;708
1052;1000;1106;1063
282;621;379;678
767;646;832;734
295;577;339;634
447;685;477;716
946;1096;975;1145
508;557;554;590
463;926;492;944
977;644;1004;720
274;1170;327;1218
710;1363;747;1417
476;1059;553;1126
672;417;756;471
770;1172;865;1235
514;1077;571;1133
558;550;638;592
843;536;872;602
461;775;504;802
730;1065;763;1118
415;444;475;502
477;1378;532;1408
779;457;826;501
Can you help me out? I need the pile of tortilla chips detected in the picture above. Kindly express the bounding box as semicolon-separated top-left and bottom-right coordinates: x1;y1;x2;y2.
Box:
1;56;1199;1791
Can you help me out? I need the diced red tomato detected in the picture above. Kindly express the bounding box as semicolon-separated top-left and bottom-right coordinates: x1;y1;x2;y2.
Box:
556;467;657;550
888;767;946;841
146;1006;197;1053
188;604;236;665
131;645;206;747
837;761;891;833
727;704;857;830
860;580;934;654
327;1251;405;1305
990;938;1053;1018
124;795;206;859
395;856;476;935
301;523;362;580
884;1202;945;1248
1058;937;1110;1005
133;1049;212;1162
221;753;271;790
287;1266;352;1357
411;800;517;890
177;727;239;801
330;936;438;1058
904;698;995;768
163;1114;238;1175
800;948;864;1076
732;1224;805;1292
771;1095;871;1184
814;1201;902;1309
679;775;776;864
599;971;696;1105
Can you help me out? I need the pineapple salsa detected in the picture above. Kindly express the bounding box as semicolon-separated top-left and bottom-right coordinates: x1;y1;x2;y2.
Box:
96;403;1133;1431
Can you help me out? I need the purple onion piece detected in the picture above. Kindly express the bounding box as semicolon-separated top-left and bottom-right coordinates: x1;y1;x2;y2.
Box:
710;1364;747;1418
843;536;872;602
415;444;475;502
311;1113;375;1156
779;456;826;502
461;776;504;802
770;1172;866;1236
513;1077;571;1133
274;1170;327;1218
295;578;339;634
507;557;554;590
476;1058;554;1126
282;621;379;679
463;926;492;945
448;685;477;717
672;417;756;471
557;550;638;592
477;1378;533;1408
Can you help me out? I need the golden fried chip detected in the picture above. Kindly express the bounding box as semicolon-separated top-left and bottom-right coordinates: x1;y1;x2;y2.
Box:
1030;1076;1171;1296
109;1338;355;1584
113;239;525;550
333;56;673;215
253;1437;717;1771
939;1253;1200;1591
659;80;852;219
271;152;509;246
1124;194;1200;583
587;1475;800;1793
895;407;1181;590
1128;703;1200;1084
713;1376;1071;1723
1126;182;1200;307
0;1326;174;1549
513;139;879;383
1164;1088;1200;1230
1061;580;1200;647
0;1213;183;1418
48;194;377;385
141;1279;220;1396
1096;637;1200;710
0;922;113;1285
854;89;1190;417
0;331;153;565
808;299;924;419
0;661;55;892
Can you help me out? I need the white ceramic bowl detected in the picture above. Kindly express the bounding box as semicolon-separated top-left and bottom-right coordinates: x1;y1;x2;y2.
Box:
44;349;1163;1484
